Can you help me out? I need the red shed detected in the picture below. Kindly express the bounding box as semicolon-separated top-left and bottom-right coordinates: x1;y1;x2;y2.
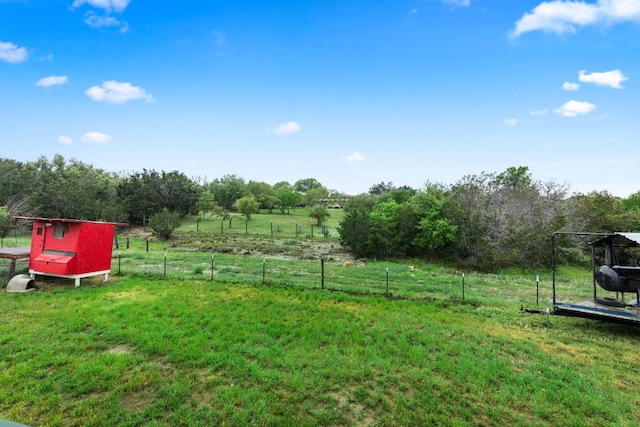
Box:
14;217;127;287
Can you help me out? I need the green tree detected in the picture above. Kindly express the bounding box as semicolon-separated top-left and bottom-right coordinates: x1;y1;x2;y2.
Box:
197;191;217;220
117;169;198;223
338;207;372;258
303;186;329;207
0;207;11;248
209;174;247;210
149;208;181;240
369;181;394;195
276;186;301;214
411;184;457;251
24;155;123;221
237;195;259;221
294;178;322;194
308;205;330;226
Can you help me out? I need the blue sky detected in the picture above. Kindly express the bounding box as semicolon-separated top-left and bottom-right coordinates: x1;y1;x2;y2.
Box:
1;0;639;196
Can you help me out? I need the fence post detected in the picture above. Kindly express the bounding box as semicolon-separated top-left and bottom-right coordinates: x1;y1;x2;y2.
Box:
263;258;266;284
311;225;314;238
386;267;389;295
146;240;149;253
462;272;465;300
321;258;325;290
211;253;214;281
536;275;540;306
163;253;167;278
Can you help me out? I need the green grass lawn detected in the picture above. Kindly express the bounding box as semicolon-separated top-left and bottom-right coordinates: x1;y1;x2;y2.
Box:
2;213;640;426
2;276;640;426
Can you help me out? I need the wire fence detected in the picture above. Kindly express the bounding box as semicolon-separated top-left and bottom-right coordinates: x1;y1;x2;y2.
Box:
1;241;580;308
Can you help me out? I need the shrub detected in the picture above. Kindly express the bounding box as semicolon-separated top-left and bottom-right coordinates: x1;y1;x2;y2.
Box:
149;208;181;240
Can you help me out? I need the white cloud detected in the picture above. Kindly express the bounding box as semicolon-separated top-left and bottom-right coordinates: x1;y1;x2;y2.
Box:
84;12;121;28
213;31;226;48
554;100;596;117
578;69;628;88
503;118;519;127
511;0;640;37
563;81;580;91
530;108;549;116
57;136;73;145
81;131;112;144
410;8;419;14
269;121;301;135
444;0;470;6
35;75;69;88
85;80;154;104
345;151;366;163
0;41;28;63
72;0;131;13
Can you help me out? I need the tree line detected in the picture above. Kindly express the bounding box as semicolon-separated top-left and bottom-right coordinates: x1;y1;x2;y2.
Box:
2;156;640;269
340;167;640;269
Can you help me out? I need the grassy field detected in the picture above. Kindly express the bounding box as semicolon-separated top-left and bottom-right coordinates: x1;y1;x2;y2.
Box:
1;211;640;426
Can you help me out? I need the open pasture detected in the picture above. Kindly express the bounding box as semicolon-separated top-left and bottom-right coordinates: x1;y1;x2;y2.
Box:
1;211;639;426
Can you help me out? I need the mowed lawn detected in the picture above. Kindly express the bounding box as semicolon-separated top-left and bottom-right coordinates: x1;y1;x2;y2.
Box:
2;274;640;426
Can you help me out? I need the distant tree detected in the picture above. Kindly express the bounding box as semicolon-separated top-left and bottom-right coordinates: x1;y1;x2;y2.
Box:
246;180;276;210
117;169;198;223
410;184;457;251
276;186;301;214
338;206;372;258
622;191;640;211
369;181;394;195
149;208;181;240
494;166;532;189
308;205;330;226
24;155;123;221
237;195;259;221
303;186;329;207
263;195;280;214
294;178;322;193
379;187;416;205
197;191;217;220
0;207;11;248
208;174;247;210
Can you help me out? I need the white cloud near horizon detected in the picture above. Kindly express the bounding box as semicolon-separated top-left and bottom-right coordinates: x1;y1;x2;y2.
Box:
578;69;628;88
57;136;73;145
269;121;301;135
86;81;154;104
344;151;366;163
563;81;580;91
81;131;112;144
554;100;596;117
503;118;519;127
35;75;69;88
72;0;131;13
0;41;28;63
530;108;549;116
511;0;640;37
